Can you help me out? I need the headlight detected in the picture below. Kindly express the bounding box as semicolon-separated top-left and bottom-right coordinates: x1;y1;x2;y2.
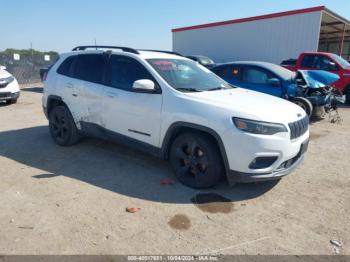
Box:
0;76;15;85
232;117;287;135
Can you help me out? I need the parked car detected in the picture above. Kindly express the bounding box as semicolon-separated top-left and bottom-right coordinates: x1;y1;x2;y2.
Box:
186;55;216;68
280;59;296;68
42;45;309;188
281;52;350;104
0;65;20;104
212;61;339;117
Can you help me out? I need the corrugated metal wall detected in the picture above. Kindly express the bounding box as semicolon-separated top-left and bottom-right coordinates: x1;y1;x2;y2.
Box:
173;11;322;64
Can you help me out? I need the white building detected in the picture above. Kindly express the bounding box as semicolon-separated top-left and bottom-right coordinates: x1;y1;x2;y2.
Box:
172;6;350;63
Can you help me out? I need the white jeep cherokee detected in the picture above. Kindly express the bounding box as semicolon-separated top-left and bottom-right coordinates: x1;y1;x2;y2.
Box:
0;66;20;104
42;46;309;188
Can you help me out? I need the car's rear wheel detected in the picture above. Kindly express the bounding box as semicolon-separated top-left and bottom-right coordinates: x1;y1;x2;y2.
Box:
291;97;313;118
169;132;223;189
49;106;80;146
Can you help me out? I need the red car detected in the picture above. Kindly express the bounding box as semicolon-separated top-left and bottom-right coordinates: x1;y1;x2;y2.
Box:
281;52;350;104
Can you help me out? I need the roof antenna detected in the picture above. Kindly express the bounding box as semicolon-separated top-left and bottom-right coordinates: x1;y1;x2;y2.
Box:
94;37;97;50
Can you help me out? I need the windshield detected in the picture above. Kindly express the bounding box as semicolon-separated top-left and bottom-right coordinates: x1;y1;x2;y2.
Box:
147;59;232;92
331;54;350;68
267;63;295;81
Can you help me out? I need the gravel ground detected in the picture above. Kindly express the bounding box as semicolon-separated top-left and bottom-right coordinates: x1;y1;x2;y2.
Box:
0;87;349;255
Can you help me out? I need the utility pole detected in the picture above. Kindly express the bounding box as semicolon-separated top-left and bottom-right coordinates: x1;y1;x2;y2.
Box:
30;41;33;55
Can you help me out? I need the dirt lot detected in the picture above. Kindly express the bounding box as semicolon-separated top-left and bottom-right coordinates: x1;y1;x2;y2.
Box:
0;87;349;255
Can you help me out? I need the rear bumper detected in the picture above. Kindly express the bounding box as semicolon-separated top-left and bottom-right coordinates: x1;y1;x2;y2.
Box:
0;91;20;101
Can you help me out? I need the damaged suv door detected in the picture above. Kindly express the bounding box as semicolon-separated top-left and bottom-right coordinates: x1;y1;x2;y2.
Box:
102;55;163;147
73;53;107;127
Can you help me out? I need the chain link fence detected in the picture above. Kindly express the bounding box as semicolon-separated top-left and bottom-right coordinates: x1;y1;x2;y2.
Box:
0;50;59;85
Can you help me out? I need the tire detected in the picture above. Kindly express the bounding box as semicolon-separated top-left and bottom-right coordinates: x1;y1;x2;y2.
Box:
49;105;80;146
291;97;313;118
169;132;223;189
313;106;326;118
345;88;350;105
5;98;18;105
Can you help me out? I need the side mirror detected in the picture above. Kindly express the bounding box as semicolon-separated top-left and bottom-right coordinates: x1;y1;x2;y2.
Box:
328;62;338;71
0;66;7;70
132;79;155;92
267;78;281;87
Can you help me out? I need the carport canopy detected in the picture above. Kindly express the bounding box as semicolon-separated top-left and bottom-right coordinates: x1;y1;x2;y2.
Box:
319;8;350;60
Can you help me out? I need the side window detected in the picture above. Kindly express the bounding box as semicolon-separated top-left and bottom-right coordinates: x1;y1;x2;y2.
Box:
301;55;317;68
57;56;76;77
213;66;241;80
228;66;242;81
243;68;270;84
318;56;338;71
212;66;228;77
74;54;106;84
108;56;155;91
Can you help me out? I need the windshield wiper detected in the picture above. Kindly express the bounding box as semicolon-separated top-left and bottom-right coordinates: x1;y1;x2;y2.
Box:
208;87;225;91
176;87;202;92
208;86;232;91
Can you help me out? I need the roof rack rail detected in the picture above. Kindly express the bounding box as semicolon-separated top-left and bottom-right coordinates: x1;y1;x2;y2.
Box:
72;45;139;54
138;49;182;56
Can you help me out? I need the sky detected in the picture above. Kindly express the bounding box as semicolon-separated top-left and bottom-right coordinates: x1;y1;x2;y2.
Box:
1;0;350;53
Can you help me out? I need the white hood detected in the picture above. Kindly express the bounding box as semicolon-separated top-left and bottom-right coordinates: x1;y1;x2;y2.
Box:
186;88;306;123
0;69;12;79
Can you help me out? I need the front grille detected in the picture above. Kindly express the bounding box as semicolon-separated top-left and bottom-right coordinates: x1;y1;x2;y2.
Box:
288;116;309;140
0;83;8;89
0;92;11;98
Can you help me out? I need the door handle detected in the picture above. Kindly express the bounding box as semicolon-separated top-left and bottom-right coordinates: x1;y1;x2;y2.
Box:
106;92;118;98
65;83;74;88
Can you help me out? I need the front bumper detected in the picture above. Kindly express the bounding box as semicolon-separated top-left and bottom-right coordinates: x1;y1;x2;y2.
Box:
306;93;331;107
226;137;308;184
227;150;305;184
0;91;20;101
222;125;309;185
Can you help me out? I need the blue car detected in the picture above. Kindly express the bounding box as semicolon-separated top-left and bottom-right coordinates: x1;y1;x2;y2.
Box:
212;61;339;117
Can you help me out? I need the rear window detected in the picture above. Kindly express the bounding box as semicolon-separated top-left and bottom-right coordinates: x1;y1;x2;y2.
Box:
301;55;315;68
280;59;296;66
57;56;76;77
74;54;106;84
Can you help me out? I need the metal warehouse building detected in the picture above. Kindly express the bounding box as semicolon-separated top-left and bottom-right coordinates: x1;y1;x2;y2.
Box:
172;6;350;64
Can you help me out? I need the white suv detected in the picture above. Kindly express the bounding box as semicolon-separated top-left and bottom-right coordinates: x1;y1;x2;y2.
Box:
42;46;309;188
0;66;20;104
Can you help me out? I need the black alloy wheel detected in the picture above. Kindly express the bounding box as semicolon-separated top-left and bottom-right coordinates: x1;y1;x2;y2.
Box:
170;133;223;188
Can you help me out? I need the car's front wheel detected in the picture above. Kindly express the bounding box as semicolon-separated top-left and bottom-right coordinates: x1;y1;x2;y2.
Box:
5;98;17;105
291;97;313;118
169;132;223;189
49;106;80;146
